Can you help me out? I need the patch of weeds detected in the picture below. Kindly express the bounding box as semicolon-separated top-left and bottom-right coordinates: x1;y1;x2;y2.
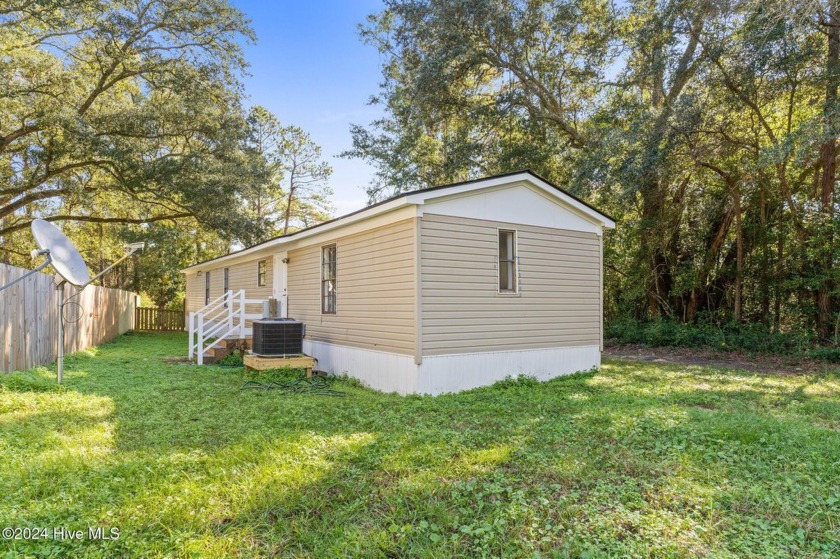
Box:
491;374;541;389
331;373;367;389
245;366;308;383
215;352;244;367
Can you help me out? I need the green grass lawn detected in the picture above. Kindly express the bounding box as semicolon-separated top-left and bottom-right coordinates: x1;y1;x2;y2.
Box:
1;333;839;558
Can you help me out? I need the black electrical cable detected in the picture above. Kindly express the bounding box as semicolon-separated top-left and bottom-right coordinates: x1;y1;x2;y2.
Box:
240;376;346;396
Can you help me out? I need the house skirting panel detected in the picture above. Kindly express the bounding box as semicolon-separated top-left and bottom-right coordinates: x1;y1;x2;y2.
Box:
416;345;601;395
303;340;418;395
305;340;600;396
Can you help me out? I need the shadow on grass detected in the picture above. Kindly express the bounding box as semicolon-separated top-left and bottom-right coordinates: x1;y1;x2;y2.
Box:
1;333;839;557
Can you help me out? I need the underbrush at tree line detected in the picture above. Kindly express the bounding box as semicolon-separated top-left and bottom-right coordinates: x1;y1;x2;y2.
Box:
606;318;840;362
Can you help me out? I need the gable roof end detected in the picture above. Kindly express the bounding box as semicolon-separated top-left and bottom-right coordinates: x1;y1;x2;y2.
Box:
181;170;615;272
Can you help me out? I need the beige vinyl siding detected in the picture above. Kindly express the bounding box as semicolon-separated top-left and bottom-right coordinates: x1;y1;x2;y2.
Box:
287;218;416;355
184;256;274;314
185;272;204;314
421;213;601;355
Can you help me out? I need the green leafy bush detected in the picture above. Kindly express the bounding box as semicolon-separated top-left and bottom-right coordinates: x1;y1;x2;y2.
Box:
214;352;244;367
605;318;813;355
808;346;840;363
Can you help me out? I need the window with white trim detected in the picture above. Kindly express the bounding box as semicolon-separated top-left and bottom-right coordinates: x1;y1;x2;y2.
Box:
498;230;517;292
321;244;337;314
257;260;267;286
204;271;211;304
223;268;229;307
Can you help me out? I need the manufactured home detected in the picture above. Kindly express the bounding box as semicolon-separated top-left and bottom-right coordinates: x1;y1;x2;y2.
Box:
181;171;615;395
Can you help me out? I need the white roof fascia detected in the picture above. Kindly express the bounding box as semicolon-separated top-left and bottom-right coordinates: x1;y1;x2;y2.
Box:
181;196;412;273
181;172;614;273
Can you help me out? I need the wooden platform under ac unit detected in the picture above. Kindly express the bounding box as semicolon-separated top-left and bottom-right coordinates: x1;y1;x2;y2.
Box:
243;353;317;377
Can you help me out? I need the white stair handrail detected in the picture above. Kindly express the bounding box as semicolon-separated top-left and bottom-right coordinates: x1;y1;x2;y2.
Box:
188;312;195;359
187;289;272;364
190;289;241;365
197;311;204;363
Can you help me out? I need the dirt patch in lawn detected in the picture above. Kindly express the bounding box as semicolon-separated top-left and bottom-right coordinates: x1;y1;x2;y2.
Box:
162;356;193;365
603;344;838;376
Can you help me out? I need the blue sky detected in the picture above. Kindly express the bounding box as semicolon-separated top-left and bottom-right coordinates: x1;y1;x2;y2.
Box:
233;0;386;215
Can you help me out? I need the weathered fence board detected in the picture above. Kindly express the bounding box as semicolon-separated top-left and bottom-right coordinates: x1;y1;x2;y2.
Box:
0;263;137;373
135;307;185;331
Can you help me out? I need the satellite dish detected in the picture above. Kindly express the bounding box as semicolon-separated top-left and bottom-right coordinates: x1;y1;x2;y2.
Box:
0;218;144;385
31;219;91;287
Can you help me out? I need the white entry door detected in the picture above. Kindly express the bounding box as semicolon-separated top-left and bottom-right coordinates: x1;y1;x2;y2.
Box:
273;252;288;317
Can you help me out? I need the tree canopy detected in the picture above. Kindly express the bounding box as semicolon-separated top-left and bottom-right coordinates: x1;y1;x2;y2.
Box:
0;1;333;305
241;106;333;244
347;0;840;342
0;0;266;243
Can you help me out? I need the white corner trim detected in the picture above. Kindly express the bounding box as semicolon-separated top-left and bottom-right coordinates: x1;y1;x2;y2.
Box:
416;346;601;396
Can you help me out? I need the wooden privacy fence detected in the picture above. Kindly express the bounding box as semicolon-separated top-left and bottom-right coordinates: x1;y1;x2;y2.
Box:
0;263;137;373
135;307;185;331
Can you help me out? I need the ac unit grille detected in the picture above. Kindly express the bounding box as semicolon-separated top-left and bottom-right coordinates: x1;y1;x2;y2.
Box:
252;318;304;356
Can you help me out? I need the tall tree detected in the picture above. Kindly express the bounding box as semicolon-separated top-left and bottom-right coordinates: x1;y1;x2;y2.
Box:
241;108;334;240
0;0;262;246
346;0;618;201
277;126;333;235
241;106;286;242
350;0;840;341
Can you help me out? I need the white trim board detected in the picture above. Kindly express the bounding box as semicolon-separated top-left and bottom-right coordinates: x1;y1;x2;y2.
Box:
272;252;287;317
304;340;600;396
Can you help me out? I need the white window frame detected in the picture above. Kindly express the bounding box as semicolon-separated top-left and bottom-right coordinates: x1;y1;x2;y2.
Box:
257;260;267;287
204;271;211;305
321;244;337;314
223;267;229;307
497;228;519;294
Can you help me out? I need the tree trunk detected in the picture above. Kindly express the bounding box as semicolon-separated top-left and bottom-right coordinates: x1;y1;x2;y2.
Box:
639;178;670;318
734;183;743;322
283;187;295;235
774;211;784;333
759;179;770;325
283;167;297;236
817;2;839;341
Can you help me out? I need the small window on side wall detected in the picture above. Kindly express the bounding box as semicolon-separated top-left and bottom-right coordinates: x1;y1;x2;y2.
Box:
498;230;517;293
321;244;336;314
223;268;229;307
204;271;211;304
257;260;266;286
